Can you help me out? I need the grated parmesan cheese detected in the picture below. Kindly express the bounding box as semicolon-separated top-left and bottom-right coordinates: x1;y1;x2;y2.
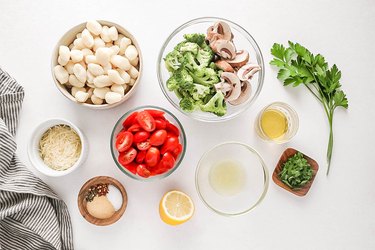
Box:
39;125;82;171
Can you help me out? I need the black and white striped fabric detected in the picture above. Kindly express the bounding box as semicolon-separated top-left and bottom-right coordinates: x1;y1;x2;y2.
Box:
0;68;73;250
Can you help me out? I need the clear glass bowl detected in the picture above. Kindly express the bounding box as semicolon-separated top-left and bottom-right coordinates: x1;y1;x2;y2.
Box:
110;106;187;181
255;102;299;144
195;142;269;216
157;17;265;122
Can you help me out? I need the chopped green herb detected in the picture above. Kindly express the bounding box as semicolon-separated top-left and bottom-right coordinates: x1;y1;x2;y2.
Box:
279;152;313;189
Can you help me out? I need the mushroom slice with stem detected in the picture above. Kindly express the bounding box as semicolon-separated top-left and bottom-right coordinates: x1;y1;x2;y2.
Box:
226;50;249;68
229;81;252;106
207;26;223;44
221;72;241;101
213;21;232;41
214;81;233;97
237;64;261;81
211;39;236;60
215;60;234;72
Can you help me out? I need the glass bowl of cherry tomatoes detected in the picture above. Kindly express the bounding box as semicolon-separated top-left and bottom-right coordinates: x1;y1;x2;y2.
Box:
110;106;186;181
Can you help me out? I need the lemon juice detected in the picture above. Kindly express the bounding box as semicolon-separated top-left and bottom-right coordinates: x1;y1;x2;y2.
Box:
209;160;246;196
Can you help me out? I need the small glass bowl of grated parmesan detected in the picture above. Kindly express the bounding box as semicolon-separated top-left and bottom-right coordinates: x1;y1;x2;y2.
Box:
28;118;88;177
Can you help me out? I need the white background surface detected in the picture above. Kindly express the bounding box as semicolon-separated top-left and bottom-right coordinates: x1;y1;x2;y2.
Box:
1;0;374;249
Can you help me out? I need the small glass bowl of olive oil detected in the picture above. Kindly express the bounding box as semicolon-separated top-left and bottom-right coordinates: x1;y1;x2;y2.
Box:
255;102;299;144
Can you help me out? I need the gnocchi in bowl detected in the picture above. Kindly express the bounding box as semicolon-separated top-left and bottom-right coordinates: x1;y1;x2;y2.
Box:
52;20;142;109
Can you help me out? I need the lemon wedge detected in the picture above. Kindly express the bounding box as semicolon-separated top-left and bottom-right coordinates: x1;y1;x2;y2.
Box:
159;190;194;225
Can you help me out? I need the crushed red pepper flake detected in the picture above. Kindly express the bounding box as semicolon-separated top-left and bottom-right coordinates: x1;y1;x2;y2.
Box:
85;183;109;202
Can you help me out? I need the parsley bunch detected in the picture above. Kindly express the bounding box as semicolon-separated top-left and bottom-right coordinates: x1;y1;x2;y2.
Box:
279;152;313;189
270;42;348;175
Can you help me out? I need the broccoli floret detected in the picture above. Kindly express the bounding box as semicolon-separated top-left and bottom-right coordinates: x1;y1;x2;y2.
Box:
209;62;218;70
167;68;193;91
200;91;227;116
190;67;220;86
166;75;179;91
176;68;194;87
164;50;182;72
164;33;225;117
182;52;200;72
183;33;206;46
187;84;211;101
196;48;214;68
179;97;200;112
176;42;199;54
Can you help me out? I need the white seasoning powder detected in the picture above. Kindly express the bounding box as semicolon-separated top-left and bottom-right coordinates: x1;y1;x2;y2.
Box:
39;125;82;171
106;185;123;211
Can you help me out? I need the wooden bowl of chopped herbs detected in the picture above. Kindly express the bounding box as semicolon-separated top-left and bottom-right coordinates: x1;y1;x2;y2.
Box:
273;148;318;196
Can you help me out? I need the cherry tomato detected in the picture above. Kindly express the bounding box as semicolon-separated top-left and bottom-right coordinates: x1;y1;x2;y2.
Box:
115;131;133;152
136;111;156;132
118;147;137;166
166;123;180;136
161;136;179;154
149;129;167;146
133;131;150;143
116;129;125;138
122;111;138;129
136;150;146;163
145;109;165;118
160;152;176;170
136;164;151;178
123;162;137;174
150;163;168;175
145;147;161;167
127;123;142;133
155;118;167;130
137;140;151;151
172;143;183;158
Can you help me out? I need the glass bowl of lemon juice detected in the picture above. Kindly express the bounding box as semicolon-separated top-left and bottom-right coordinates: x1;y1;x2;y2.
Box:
195;142;269;216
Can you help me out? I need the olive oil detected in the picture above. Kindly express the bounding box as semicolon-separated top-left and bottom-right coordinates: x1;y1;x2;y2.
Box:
260;109;287;139
209;160;246;196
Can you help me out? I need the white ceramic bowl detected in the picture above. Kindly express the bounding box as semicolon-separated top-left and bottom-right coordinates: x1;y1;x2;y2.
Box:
51;20;143;109
28;118;88;177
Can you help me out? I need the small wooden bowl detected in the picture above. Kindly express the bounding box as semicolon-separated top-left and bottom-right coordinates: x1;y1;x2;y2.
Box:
272;148;318;196
78;176;128;226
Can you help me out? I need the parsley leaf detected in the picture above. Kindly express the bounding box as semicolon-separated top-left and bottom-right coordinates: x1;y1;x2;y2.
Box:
270;42;349;175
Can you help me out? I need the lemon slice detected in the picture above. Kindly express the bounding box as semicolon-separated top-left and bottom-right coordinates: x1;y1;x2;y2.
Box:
159;190;194;225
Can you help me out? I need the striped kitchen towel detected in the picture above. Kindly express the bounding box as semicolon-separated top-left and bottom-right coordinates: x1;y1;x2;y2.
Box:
0;68;73;250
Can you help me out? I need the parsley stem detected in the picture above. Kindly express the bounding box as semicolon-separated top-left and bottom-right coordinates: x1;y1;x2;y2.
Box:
326;110;334;175
304;84;322;102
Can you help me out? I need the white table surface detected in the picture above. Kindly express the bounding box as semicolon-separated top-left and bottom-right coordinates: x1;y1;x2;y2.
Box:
1;0;375;249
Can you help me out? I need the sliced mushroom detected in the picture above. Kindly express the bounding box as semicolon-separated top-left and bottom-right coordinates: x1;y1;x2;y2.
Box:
211;39;236;60
229;81;252;106
221;72;241;101
207;26;223;43
226;50;249;68
215;60;234;72
207;26;214;37
237;64;261;81
214;81;233;96
213;21;232;41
